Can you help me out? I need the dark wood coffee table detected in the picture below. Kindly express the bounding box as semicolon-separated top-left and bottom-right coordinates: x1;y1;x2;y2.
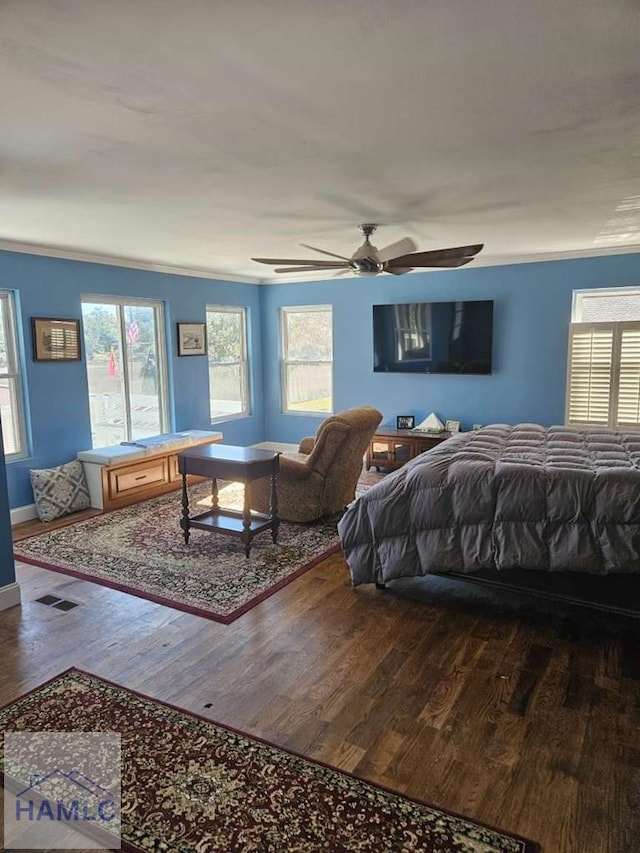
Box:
177;444;280;557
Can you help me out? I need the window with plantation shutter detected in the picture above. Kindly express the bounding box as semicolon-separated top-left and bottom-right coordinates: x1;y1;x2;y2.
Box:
566;324;614;425
617;326;640;427
566;287;640;430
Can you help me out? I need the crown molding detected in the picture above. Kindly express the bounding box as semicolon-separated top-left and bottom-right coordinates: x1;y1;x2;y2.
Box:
471;243;640;269
1;236;638;286
0;238;266;284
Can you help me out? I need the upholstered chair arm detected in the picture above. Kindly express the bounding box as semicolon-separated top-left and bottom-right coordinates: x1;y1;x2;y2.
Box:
278;454;316;481
298;436;316;455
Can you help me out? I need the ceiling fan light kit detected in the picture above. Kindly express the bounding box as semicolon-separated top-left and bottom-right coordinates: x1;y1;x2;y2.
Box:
252;225;483;277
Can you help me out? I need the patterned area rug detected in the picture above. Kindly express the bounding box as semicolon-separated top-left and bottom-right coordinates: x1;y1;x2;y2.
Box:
0;669;539;853
13;481;344;623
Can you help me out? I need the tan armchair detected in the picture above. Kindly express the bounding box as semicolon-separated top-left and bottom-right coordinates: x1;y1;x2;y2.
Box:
251;406;383;523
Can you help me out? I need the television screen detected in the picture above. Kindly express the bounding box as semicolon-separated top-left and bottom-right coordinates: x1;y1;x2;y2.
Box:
373;300;493;374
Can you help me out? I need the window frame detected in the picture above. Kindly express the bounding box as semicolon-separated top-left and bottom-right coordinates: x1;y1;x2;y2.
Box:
0;291;28;459
572;286;640;322
280;304;333;416
565;287;640;430
81;294;170;446
205;304;250;423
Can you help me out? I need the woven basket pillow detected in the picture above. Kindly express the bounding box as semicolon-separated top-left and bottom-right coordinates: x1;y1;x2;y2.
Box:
30;460;91;522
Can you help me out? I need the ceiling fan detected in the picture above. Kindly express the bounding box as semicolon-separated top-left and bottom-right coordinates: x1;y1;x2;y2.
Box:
251;224;483;276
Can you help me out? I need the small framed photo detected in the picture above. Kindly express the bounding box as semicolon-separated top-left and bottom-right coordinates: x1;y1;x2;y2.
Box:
445;419;461;434
177;323;207;356
32;317;81;361
396;415;415;430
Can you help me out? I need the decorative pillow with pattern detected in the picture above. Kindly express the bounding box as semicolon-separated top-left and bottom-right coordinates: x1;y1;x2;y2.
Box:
30;460;91;522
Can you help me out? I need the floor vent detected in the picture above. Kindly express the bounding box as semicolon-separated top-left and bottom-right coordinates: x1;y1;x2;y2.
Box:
35;595;79;611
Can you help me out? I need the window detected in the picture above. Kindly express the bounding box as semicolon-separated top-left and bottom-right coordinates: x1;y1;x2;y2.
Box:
281;306;333;414
0;292;27;457
206;306;250;421
81;297;169;447
566;288;640;429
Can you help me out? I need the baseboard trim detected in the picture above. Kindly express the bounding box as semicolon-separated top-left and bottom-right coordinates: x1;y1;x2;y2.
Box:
251;442;299;453
10;503;37;526
0;582;21;611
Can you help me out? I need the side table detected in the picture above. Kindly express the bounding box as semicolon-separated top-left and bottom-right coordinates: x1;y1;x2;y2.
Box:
365;427;452;471
177;444;280;557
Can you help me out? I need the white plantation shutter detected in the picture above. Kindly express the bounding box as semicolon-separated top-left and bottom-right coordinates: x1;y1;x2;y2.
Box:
566;321;640;429
566;324;614;425
617;325;640;427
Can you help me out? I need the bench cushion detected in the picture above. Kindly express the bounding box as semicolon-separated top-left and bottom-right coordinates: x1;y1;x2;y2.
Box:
77;430;223;465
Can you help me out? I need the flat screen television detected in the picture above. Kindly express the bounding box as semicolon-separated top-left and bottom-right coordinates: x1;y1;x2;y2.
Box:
373;300;493;374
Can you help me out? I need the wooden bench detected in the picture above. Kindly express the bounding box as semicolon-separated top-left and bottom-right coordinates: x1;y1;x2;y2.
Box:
77;430;223;510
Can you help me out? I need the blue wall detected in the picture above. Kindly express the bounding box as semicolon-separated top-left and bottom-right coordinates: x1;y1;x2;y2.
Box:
0;250;264;508
261;252;640;442
3;247;640;511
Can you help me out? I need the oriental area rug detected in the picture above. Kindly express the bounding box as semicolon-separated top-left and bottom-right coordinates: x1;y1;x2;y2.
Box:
13;481;344;623
0;669;539;853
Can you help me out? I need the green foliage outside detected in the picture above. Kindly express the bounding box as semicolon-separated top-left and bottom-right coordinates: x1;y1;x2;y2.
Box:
285;310;332;361
81;304;156;359
206;311;243;362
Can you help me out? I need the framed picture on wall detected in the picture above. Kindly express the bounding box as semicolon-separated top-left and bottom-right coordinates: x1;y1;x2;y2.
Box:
177;323;207;356
32;317;81;361
396;415;415;430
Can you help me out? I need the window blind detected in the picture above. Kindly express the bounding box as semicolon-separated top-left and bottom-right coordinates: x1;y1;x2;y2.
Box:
617;325;640;427
566;321;640;428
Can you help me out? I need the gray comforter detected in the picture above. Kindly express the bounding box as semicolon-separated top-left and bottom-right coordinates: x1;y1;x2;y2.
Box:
338;424;640;584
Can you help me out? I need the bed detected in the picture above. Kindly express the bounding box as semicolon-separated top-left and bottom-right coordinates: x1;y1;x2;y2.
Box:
338;424;640;616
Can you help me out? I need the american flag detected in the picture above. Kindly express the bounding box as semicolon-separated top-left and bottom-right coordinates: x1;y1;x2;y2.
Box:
127;321;140;344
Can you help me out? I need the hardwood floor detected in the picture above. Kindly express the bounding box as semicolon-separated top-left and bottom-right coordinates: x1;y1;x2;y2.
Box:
2;523;639;852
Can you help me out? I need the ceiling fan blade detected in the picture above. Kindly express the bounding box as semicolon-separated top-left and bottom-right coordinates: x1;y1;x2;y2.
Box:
390;244;484;267
388;256;475;270
376;237;418;264
252;257;348;267
273;263;349;273
385;266;413;275
300;243;351;261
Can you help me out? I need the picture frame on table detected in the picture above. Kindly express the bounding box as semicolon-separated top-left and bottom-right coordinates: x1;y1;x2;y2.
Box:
445;419;461;434
177;323;207;356
32;317;81;362
396;415;415;430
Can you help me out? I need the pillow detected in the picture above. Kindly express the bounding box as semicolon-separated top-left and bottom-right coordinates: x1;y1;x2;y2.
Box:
30;460;91;522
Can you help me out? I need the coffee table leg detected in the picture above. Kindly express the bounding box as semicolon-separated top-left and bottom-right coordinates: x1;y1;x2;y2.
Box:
242;484;252;558
211;477;219;510
180;473;190;544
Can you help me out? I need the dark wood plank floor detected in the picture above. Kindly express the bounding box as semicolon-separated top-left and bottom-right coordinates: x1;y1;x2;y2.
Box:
2;516;639;852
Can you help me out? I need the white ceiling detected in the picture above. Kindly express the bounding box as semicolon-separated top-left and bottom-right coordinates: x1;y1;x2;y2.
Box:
1;0;640;283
